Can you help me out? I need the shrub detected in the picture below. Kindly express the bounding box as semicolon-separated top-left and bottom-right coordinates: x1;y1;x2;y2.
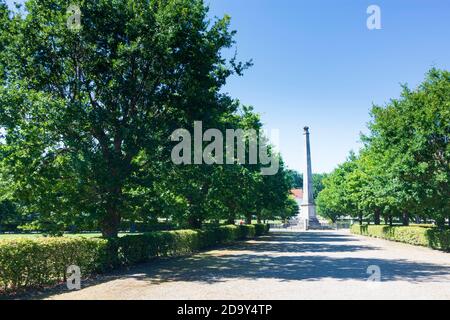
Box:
255;224;270;236
215;225;240;243
120;220;177;232
116;224;269;266
351;224;450;251
0;237;108;291
426;228;450;251
116;230;204;266
0;224;270;293
237;225;256;239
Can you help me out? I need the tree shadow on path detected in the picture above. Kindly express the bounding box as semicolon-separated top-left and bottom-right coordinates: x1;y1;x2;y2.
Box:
20;231;450;299
127;231;450;285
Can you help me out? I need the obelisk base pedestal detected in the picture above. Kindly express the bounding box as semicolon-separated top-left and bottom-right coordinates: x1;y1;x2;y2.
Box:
306;217;322;229
301;204;322;230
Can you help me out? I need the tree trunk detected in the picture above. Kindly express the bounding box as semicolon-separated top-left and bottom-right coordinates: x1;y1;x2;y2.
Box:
227;218;235;225
436;217;445;228
389;216;393;227
358;213;363;225
374;209;381;225
101;207;121;238
402;211;409;226
226;209;236;225
448;217;450;227
185;192;204;229
246;214;252;225
384;215;389;225
187;216;202;229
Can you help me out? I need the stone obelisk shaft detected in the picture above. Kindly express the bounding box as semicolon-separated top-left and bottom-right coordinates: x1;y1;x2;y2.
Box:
301;127;317;222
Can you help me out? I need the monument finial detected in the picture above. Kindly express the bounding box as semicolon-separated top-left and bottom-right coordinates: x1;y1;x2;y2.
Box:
303;126;310;134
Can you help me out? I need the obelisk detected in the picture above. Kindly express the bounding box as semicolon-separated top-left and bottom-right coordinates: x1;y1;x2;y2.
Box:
301;126;320;227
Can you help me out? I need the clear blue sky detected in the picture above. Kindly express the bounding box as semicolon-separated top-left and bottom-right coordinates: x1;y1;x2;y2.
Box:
207;0;450;173
6;0;450;173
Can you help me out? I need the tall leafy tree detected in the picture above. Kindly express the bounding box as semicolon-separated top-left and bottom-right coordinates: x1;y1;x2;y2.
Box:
0;0;248;237
318;69;449;227
368;69;450;226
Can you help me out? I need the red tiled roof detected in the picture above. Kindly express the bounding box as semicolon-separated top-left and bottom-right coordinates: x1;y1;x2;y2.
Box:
290;189;303;199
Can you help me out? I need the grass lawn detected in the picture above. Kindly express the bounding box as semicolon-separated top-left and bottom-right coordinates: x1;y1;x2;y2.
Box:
0;221;276;241
0;232;142;240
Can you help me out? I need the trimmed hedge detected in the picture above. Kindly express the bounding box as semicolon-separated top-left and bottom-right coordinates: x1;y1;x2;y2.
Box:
351;224;450;251
115;225;266;266
255;223;270;237
0;224;269;292
0;238;109;291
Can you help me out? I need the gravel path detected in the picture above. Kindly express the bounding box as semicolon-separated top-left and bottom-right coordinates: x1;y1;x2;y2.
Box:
46;230;450;300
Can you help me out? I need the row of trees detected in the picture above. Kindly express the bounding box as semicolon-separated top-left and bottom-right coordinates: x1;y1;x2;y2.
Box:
286;170;326;200
317;69;450;227
0;0;296;237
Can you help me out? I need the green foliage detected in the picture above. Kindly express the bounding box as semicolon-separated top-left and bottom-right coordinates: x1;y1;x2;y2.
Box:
116;224;267;266
427;228;450;252
254;223;269;236
273;196;298;223
0;200;21;232
0;0;237;236
0;0;292;236
287;170;303;189
116;230;202;265
237;225;256;239
286;170;326;200
0;224;269;292
318;69;450;226
351;224;450;251
316;154;359;222
0;237;109;291
312;173;327;199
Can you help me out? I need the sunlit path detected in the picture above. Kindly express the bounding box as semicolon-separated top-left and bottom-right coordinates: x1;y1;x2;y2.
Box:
45;231;450;300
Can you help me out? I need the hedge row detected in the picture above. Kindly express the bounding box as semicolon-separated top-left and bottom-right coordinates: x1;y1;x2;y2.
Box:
0;238;109;292
0;224;269;292
114;224;267;266
350;224;450;251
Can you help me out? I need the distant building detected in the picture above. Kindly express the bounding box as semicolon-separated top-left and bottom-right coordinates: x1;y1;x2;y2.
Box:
290;189;303;214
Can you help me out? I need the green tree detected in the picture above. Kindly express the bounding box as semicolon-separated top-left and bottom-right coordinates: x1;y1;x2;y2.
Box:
0;0;249;237
318;69;450;227
368;69;450;226
287;170;303;189
316;152;361;222
312;173;326;200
